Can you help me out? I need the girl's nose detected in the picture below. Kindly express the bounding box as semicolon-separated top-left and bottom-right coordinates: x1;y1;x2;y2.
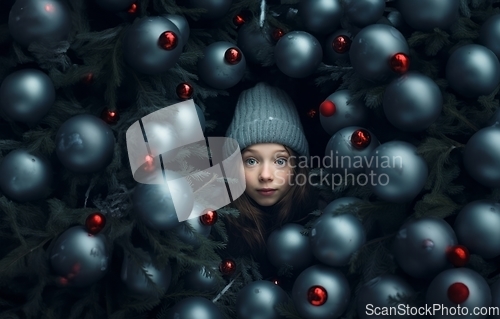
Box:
259;163;274;181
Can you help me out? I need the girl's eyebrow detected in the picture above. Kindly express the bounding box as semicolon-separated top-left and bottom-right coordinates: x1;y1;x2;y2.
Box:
243;148;287;154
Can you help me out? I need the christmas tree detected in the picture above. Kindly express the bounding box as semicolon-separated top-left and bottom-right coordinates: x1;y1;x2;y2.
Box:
2;0;500;318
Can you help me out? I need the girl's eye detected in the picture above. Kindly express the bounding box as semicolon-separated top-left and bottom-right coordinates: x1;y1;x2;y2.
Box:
245;158;257;165
276;158;287;166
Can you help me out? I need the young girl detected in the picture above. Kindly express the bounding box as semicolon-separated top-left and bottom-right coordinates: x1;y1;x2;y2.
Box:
222;82;317;279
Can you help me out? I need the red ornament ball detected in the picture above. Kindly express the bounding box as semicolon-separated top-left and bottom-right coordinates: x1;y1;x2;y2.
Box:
447;245;470;267
219;258;236;276
272;28;285;41
351;129;371;149
176;83;193;100
447;282;469;304
233;14;246;26
100;108;119;125
158;31;178;50
82;73;94;85
390;52;410;74
127;3;137;14
224;47;243;65
200;210;218;226
85;212;106;234
307;285;328;306
320;100;336;117
332;35;351;54
307;109;317;118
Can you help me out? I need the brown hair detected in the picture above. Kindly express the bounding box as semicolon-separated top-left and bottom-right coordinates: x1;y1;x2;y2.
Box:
225;146;313;253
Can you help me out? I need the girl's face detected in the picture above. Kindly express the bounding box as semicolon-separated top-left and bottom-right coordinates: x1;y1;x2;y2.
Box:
241;143;294;207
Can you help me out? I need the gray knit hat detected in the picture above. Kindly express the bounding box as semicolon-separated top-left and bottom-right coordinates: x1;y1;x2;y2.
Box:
226;82;309;158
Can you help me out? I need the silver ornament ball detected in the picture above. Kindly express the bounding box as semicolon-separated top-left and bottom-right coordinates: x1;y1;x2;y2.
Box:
292;264;350;319
446;44;500;98
55;114;115;174
345;0;386;28
183;265;220;293
392;217;457;278
463;125;500;188
479;14;500;61
274;31;323;78
266;223;313;273
0;149;53;202
132;171;194;231
349;24;409;83
367;141;428;203
0;69;55;125
299;0;343;34
121;253;172;298
398;0;459;32
168;296;223;319
123;16;183;75
310;213;366;267
454;200;500;259
236;280;288;319
320;90;369;136
198;41;246;90
426;268;491;319
383;72;443;132
325;126;380;175
49;226;110;287
8;0;71;47
356;275;415;319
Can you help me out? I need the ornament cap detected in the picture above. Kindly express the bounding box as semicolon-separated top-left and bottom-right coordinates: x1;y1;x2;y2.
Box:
307;285;328;306
351;129;371;149
390;52;410;74
224;47;243;65
159;31;178;50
